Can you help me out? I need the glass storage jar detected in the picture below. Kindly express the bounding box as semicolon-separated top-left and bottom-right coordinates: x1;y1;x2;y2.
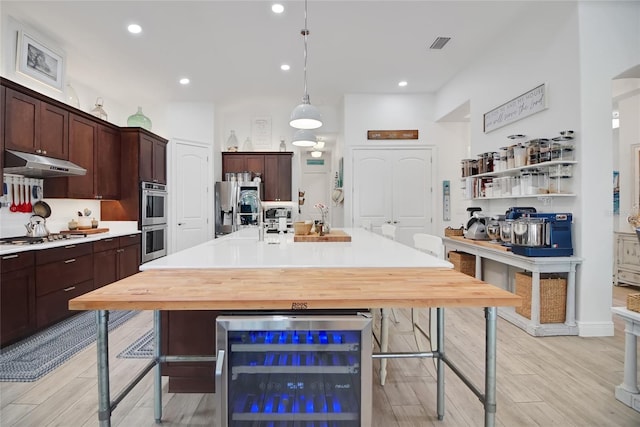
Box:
549;176;573;194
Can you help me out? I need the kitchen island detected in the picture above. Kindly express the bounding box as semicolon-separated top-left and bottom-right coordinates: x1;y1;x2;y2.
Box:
69;227;520;427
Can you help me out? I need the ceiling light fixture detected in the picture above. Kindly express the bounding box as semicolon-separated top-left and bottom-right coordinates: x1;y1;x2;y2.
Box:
289;0;322;131
272;3;284;14
291;129;317;147
127;24;142;34
310;150;322;158
398;81;408;87
179;78;190;85
281;64;290;71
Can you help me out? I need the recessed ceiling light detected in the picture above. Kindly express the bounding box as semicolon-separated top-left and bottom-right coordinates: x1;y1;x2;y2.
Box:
281;64;290;71
179;78;190;85
127;24;142;34
272;4;284;14
398;81;408;87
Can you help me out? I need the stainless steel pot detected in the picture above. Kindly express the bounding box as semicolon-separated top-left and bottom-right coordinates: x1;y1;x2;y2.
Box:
512;218;546;247
487;220;501;242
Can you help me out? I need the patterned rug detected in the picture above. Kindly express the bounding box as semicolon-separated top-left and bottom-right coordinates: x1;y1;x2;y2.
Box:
0;310;138;382
118;330;154;359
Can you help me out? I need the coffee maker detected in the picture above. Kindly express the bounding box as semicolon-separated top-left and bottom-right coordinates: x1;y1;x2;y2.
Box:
510;212;573;257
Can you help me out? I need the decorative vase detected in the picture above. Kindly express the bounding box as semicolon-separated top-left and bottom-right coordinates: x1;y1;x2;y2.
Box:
127;106;152;130
90;97;108;120
226;130;239;152
65;83;80;109
242;137;253;151
279;138;287;152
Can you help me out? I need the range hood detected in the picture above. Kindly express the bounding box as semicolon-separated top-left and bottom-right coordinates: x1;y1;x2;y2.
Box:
4;150;87;178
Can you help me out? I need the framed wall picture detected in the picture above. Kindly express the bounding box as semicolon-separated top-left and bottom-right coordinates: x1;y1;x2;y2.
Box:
251;116;272;150
16;30;65;91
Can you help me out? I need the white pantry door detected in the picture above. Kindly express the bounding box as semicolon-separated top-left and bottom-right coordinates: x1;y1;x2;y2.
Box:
352;148;433;246
174;141;210;252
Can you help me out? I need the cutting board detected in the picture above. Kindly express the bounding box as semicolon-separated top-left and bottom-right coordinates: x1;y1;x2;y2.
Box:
447;235;511;251
294;230;352;242
61;228;110;235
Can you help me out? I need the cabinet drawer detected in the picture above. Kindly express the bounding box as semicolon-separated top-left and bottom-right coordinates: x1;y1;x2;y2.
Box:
618;269;640;285
36;279;93;328
0;251;35;272
36;242;92;265
93;237;119;252
36;254;93;296
119;234;141;247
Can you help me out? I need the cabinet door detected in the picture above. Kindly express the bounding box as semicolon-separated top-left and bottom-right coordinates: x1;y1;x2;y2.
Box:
4;88;40;153
139;134;154;182
222;153;245;176
264;153;292;201
1;267;36;346
96;125;120;199
1;86;5;178
118;243;140;279
93;248;118;288
153;140;167;184
40;102;69;159
68;114;97;198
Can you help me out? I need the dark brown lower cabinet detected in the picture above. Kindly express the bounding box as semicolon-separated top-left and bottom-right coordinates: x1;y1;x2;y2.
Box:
1;251;35;347
161;310;219;392
35;242;94;329
93;234;140;288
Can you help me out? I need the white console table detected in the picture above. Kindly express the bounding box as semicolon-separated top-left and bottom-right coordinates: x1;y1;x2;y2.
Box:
612;307;640;412
444;237;583;336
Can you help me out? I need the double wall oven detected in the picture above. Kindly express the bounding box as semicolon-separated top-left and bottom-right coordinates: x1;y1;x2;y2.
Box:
141;182;168;263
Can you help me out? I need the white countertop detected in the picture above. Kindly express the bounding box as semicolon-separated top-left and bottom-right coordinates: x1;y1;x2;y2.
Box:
141;227;453;270
0;229;141;256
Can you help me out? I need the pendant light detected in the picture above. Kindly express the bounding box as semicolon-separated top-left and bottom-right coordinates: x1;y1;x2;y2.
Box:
291;129;317;147
289;0;322;131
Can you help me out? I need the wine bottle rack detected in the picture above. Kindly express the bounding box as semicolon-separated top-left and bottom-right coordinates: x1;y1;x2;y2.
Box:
217;315;372;427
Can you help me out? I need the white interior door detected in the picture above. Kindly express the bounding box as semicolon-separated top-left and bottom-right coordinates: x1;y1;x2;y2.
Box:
174;141;210;252
353;148;433;246
300;154;331;222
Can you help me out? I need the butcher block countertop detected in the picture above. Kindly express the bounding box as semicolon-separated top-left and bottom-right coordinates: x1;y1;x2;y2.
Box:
69;267;520;311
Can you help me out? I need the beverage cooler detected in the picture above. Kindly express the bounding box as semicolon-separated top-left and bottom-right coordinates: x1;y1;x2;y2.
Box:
216;313;372;427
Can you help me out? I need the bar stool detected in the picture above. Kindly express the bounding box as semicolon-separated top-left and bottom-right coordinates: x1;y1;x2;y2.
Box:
413;233;444;352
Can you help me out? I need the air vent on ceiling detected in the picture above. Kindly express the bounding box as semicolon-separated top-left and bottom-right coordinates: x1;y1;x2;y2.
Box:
429;37;451;50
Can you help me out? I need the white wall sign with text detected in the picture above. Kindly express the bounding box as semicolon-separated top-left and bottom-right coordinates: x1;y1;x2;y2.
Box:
251;116;272;149
483;83;547;133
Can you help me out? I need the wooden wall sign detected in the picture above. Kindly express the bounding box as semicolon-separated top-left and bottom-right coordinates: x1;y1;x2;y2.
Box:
367;129;418;140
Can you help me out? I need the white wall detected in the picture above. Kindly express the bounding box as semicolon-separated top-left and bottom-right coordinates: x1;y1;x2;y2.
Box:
342;93;468;234
435;1;640;336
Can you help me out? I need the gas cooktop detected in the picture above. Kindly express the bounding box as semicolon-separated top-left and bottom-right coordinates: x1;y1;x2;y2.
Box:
0;234;71;245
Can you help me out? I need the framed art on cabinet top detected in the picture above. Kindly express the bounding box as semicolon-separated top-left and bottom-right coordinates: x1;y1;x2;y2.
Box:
16;30;65;91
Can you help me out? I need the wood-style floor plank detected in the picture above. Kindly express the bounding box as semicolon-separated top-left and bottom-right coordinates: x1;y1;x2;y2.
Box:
2;287;640;426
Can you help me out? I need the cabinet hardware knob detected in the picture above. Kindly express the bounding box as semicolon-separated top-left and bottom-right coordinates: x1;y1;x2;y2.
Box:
64;258;76;264
117;249;124;253
63;286;76;292
64;245;76;249
2;254;19;260
104;238;114;242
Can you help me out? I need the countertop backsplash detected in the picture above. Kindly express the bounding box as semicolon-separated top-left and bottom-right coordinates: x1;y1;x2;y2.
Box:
0;198;138;238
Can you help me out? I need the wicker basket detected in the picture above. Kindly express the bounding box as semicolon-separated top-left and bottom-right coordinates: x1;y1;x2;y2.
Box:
515;272;567;323
444;226;464;237
448;251;475;277
627;293;640;313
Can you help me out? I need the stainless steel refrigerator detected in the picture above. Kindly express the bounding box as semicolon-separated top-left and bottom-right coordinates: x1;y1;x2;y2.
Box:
215;181;261;236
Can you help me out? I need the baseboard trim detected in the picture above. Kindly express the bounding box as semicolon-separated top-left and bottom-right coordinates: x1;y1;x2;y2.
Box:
577;320;615;337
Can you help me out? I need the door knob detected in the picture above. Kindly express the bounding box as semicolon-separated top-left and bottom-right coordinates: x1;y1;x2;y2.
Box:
178;222;184;226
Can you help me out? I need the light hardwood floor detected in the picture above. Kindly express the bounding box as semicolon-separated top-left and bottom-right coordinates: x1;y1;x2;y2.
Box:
1;286;640;426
